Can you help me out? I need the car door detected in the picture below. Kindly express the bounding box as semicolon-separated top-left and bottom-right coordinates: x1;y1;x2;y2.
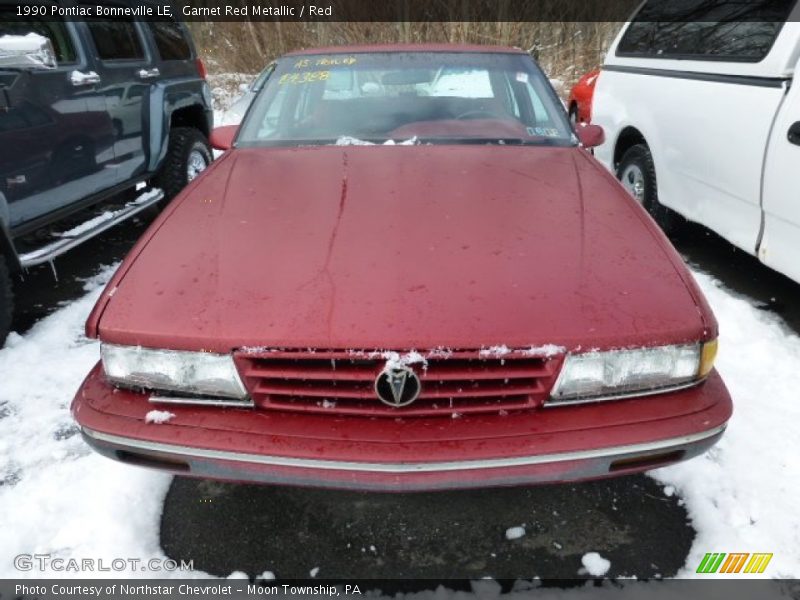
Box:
760;57;800;283
0;2;116;231
79;4;154;184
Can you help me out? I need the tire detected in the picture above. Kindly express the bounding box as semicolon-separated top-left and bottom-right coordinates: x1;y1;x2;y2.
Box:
152;127;212;201
616;144;680;234
0;255;13;346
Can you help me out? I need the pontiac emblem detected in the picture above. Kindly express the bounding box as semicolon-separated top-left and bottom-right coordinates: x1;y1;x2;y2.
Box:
374;366;421;408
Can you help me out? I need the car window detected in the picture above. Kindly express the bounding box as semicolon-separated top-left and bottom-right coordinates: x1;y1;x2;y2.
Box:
84;14;144;61
239;52;572;147
0;7;76;64
617;0;796;62
148;21;191;61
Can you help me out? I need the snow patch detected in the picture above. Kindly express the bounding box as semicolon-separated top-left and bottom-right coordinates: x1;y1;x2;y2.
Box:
650;269;800;577
480;344;565;358
226;571;249;579
522;344;566;357
479;345;512;358
144;410;175;425
335;136;418;146
0;264;178;577
382;350;428;372
238;346;279;355
336;136;375;146
55;189;162;238
580;552;611;577
505;526;526;540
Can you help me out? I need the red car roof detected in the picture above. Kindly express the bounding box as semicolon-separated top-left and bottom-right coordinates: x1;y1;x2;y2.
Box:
284;44;527;57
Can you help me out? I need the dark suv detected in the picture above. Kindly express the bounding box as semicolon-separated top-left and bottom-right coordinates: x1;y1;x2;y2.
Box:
0;4;213;342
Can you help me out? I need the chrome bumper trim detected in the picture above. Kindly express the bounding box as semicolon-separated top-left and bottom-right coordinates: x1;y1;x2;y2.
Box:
82;424;726;474
149;395;254;408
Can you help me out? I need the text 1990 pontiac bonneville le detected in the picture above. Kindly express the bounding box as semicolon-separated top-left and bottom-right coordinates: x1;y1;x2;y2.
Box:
71;45;731;491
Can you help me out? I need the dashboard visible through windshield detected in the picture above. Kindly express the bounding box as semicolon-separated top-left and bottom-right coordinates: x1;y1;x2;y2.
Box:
236;51;575;147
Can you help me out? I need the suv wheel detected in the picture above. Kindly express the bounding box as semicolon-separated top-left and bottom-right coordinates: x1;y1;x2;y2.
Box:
153;127;212;201
0;255;13;345
617;144;680;233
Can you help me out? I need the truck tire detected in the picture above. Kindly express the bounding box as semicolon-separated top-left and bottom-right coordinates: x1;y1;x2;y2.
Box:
0;255;12;346
153;127;212;201
617;144;680;234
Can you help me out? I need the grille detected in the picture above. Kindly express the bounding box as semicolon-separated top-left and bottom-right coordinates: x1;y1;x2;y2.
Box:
235;349;563;417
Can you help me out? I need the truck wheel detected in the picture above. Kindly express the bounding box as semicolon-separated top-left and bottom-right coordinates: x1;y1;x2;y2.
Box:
153;127;212;201
617;144;680;234
0;256;13;346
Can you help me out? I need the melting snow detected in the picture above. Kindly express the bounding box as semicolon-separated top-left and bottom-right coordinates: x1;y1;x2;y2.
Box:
479;345;512;358
580;552;611;577
144;410;175;425
335;136;418;146
382;350;428;372
522;344;566;357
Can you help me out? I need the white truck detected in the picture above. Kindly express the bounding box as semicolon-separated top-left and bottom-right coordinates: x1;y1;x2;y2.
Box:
593;0;800;284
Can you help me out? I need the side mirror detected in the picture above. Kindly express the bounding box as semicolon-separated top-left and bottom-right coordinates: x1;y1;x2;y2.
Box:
210;125;238;151
576;123;605;149
0;34;58;70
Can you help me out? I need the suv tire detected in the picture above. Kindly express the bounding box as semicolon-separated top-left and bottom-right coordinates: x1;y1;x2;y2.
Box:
617;144;680;234
153;127;212;201
0;255;13;345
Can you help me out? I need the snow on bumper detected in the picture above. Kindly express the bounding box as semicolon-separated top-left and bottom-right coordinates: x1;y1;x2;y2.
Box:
72;363;732;491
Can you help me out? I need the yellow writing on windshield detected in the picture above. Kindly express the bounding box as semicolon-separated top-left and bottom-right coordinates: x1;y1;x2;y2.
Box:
279;71;331;85
294;57;357;69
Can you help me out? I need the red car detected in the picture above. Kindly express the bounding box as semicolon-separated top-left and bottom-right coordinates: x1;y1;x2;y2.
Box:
568;67;600;124
72;46;731;491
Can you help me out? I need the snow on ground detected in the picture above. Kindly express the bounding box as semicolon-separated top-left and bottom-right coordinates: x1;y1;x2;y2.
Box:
0;266;185;578
505;526;526;541
650;270;800;578
207;72;253;113
580;552;611;577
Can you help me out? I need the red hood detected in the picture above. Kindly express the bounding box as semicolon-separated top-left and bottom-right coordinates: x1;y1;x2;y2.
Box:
93;145;713;353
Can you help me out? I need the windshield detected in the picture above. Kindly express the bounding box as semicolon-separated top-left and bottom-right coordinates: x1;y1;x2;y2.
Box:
237;52;574;147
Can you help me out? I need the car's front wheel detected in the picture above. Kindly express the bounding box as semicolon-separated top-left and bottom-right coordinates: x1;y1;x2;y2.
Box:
0;255;13;346
617;144;680;233
153;127;212;201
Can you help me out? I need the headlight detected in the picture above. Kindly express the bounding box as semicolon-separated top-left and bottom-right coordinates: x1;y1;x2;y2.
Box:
548;341;717;405
101;344;247;400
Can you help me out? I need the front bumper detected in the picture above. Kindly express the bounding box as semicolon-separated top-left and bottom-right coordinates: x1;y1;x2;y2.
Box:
73;363;732;491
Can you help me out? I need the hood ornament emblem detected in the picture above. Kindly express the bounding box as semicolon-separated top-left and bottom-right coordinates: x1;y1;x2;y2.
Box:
374;366;421;408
